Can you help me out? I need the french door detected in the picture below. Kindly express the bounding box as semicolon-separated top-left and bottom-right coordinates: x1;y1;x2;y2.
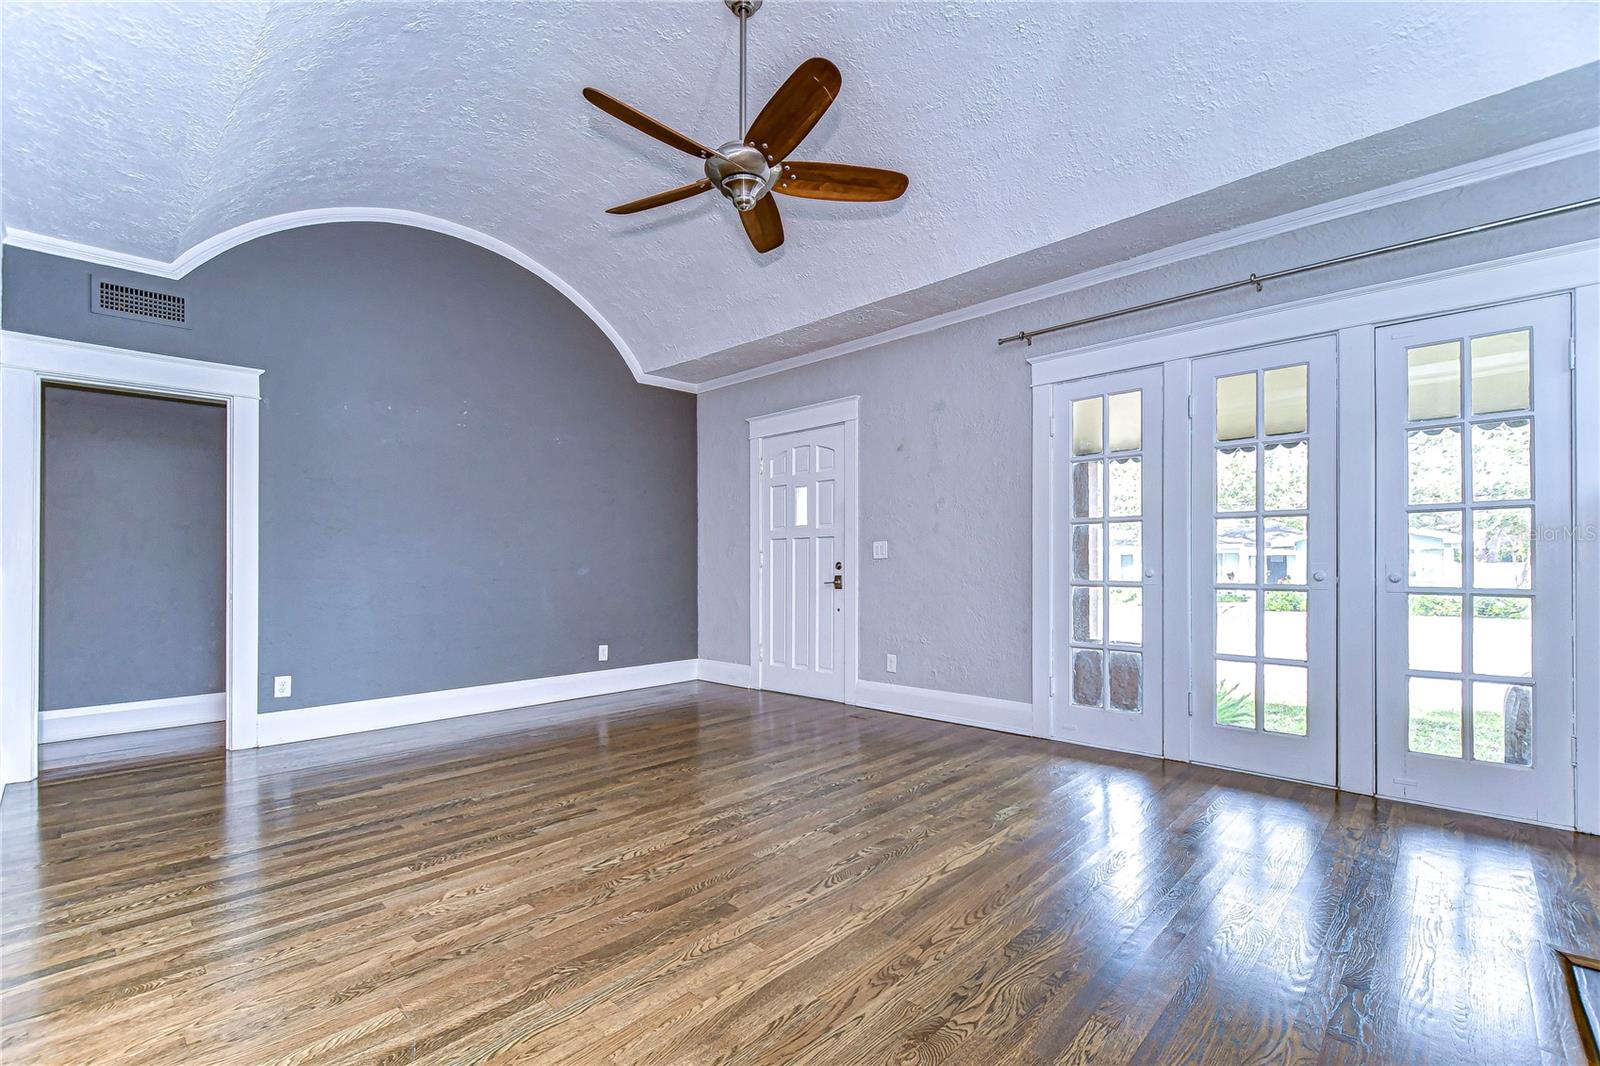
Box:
1189;337;1338;786
1375;295;1574;826
1049;366;1164;755
758;423;848;702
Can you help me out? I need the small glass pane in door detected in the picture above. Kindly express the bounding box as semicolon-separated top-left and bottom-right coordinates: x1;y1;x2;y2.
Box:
1407;341;1461;420
1469;331;1530;415
1071;397;1103;455
1409;677;1463;758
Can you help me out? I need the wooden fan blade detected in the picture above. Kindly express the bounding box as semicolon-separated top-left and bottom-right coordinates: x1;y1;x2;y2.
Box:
776;162;908;202
740;195;784;254
583;87;714;159
606;179;714;215
744;58;840;163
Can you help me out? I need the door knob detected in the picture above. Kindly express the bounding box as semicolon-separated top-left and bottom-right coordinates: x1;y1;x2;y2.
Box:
1312;570;1327;582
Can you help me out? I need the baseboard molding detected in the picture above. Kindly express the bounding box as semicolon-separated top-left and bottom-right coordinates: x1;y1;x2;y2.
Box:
255;660;699;747
850;679;1034;737
696;659;754;688
40;692;226;743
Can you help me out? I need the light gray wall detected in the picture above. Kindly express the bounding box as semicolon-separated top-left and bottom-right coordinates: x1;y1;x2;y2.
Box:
5;222;697;713
698;152;1600;703
41;386;226;710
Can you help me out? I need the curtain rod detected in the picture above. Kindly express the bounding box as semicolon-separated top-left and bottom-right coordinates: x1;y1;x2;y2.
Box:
996;197;1600;347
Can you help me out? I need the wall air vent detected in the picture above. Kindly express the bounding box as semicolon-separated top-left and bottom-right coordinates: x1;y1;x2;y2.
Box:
90;275;189;328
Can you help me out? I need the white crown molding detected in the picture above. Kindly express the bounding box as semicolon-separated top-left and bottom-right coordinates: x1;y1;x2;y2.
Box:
2;208;696;395
5;130;1593;398
676;128;1600;394
40;692;225;743
255;660;698;747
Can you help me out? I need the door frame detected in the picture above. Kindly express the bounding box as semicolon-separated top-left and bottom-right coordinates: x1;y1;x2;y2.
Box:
1028;239;1600;832
0;331;262;783
747;396;859;703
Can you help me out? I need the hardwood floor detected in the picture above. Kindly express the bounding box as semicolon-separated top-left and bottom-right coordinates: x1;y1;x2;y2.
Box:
3;681;1597;1065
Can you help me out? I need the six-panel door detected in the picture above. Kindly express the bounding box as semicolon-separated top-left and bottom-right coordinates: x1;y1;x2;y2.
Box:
759;423;847;702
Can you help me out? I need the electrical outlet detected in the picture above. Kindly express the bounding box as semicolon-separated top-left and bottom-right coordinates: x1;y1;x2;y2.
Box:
872;540;889;559
886;653;897;674
273;675;292;698
598;644;609;662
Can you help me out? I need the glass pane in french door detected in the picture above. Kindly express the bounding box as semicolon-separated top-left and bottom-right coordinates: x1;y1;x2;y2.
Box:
1190;337;1337;786
1051;365;1163;756
1375;295;1574;826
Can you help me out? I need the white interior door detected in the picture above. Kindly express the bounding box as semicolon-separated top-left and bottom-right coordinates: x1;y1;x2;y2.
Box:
1050;366;1164;755
758;423;847;702
1190;336;1338;785
1375;295;1575;826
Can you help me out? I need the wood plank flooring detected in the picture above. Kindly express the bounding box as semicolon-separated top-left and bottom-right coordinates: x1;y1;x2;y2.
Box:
3;681;1598;1064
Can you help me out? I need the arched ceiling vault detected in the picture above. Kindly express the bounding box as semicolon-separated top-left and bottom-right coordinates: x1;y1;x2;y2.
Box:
3;2;1597;387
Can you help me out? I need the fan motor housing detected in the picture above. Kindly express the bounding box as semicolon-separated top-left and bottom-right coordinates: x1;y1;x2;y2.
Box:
705;143;779;211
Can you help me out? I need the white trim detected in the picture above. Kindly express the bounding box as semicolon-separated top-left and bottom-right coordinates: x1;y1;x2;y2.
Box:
0;332;260;783
2;208;693;395
40;693;225;743
684;131;1599;394
1029;241;1600;386
746;395;860;439
1572;284;1599;835
851;679;1034;737
7;133;1591;399
0;332;263;398
256;660;698;747
1029;384;1052;738
1334;325;1378;796
696;659;754;688
747;396;860;707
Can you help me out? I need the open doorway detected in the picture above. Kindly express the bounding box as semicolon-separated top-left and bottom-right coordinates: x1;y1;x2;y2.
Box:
1;331;262;785
37;384;227;772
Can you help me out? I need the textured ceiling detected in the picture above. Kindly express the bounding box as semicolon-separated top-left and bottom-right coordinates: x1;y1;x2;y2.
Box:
3;2;1597;379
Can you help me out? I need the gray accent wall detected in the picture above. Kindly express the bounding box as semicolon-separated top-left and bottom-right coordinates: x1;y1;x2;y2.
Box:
41;386;226;710
5;222;697;713
698;152;1599;704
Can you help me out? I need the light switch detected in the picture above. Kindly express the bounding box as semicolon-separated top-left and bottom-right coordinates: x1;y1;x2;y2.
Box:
872;540;889;560
598;644;609;662
886;653;897;673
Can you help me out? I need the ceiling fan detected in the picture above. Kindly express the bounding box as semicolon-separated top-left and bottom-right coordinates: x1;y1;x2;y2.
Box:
582;0;908;254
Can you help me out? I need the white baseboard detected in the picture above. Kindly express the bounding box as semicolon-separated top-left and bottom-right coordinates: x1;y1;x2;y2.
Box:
255;660;699;747
40;692;226;743
850;679;1034;736
696;659;753;688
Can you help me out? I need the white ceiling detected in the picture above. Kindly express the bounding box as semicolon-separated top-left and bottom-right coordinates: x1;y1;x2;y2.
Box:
3;2;1597;379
